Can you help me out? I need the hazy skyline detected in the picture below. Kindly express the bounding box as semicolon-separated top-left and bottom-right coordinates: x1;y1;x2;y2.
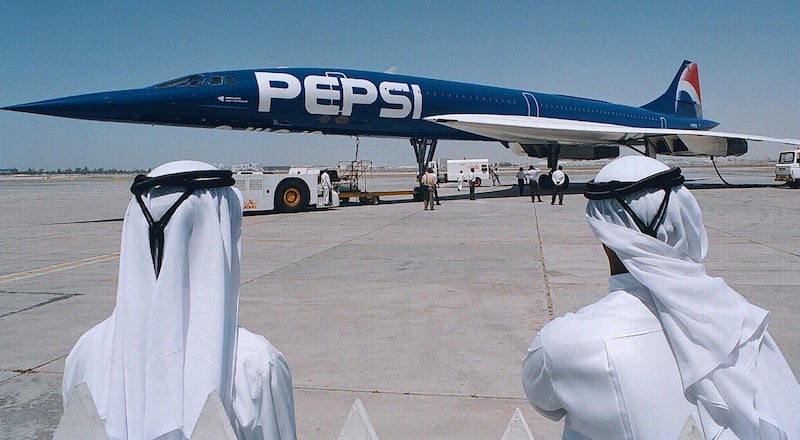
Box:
2;1;798;170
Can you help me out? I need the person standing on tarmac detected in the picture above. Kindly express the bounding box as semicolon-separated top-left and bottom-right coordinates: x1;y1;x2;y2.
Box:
421;167;438;210
468;167;477;200
525;165;543;202
489;166;500;186
551;165;568;205
516;167;526;196
457;170;465;192
320;169;332;206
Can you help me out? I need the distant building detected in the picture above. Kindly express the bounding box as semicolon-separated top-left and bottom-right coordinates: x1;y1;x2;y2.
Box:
230;163;264;172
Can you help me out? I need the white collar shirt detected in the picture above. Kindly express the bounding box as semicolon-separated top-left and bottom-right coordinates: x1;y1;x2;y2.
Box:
525;169;540;181
552;170;565;186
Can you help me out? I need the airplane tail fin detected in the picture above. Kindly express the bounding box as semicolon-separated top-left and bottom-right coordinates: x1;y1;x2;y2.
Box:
641;60;704;119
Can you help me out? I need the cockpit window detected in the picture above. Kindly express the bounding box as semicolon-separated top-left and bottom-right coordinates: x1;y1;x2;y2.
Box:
154;74;206;88
209;75;238;86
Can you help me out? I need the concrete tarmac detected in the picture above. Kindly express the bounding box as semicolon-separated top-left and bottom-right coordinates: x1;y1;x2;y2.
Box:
1;168;799;439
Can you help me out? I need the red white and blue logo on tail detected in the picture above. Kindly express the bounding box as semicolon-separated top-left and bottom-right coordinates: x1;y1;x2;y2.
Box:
676;62;703;118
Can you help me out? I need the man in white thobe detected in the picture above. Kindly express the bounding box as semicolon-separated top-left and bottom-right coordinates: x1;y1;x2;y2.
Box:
320;169;332;206
523;156;800;440
62;160;297;440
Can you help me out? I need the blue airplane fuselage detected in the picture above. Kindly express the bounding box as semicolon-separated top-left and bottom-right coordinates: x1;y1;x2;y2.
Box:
4;67;719;140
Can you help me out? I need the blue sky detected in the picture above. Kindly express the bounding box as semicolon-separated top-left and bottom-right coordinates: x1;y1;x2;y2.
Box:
1;1;798;169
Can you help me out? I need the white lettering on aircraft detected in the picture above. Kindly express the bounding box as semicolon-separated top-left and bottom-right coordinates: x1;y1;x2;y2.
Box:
217;96;248;104
304;75;339;115
255;72;301;112
340;78;377;116
379;82;410;118
256;72;422;119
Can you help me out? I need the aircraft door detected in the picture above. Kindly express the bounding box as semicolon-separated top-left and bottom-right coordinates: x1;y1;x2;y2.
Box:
324;71;346;116
522;93;539;117
660;117;667;128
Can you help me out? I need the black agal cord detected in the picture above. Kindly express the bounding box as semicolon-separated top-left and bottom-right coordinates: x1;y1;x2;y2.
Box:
584;167;685;238
130;170;235;277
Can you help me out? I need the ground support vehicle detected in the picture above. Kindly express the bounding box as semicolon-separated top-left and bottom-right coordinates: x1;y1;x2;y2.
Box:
234;169;339;213
337;188;417;205
775;149;800;188
429;159;490;186
334;160;417;204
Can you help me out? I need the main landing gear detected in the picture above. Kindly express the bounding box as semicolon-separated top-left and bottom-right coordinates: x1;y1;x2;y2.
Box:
411;137;438;178
411;137;438;201
545;144;561;171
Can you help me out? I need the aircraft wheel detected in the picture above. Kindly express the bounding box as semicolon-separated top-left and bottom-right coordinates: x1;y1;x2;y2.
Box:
275;180;308;212
371;196;379;205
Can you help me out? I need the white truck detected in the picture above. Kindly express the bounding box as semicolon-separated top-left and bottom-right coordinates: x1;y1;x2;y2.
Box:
429;159;491;186
775;149;800;188
234;168;339;213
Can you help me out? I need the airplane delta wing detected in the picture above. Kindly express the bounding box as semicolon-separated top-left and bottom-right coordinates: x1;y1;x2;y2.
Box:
425;113;800;158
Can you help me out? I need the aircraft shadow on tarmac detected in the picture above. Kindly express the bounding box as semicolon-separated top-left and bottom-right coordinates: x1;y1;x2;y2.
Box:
52;180;789;222
46;218;125;225
394;180;786;206
242;179;789;216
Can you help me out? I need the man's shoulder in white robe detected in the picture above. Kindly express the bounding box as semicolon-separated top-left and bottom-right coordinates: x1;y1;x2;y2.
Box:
523;274;700;440
64;325;297;440
233;327;296;440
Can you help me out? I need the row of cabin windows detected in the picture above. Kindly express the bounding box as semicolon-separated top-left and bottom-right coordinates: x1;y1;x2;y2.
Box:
423;90;517;105
422;90;657;122
541;103;657;122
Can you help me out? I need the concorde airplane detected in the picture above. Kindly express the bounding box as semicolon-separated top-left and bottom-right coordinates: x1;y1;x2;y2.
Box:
5;60;799;176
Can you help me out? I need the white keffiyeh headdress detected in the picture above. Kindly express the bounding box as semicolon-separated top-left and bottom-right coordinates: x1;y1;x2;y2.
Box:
63;160;242;439
584;156;784;439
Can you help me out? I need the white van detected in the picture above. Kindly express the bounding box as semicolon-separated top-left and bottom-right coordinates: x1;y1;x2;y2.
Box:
441;159;490;186
775;149;800;188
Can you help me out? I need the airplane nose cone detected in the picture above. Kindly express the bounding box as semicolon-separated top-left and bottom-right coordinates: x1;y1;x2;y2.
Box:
4;87;205;126
3;93;117;119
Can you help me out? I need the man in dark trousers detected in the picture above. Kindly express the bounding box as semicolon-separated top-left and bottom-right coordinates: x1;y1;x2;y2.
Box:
525;165;543;202
516;167;526;196
468;167;477;200
551;165;568;205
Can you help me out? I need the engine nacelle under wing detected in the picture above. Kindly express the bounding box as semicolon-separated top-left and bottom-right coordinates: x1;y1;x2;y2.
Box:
644;135;748;156
507;142;620;160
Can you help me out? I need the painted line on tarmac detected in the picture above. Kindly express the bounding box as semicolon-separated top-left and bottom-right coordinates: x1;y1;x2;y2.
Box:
0;253;120;283
293;385;527;401
532;202;555;320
